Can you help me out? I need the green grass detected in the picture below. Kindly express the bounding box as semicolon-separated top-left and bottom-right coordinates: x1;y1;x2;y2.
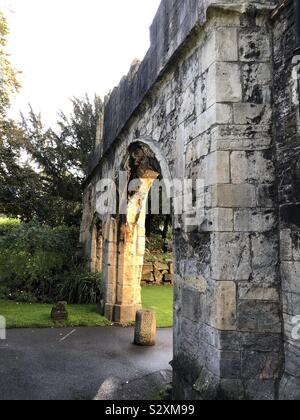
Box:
0;301;112;329
0;285;173;329
141;285;173;328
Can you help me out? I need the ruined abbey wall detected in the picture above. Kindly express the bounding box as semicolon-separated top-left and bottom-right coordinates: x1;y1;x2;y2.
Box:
273;0;300;400
81;0;300;400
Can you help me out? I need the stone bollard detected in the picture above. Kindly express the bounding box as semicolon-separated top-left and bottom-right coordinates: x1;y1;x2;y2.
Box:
134;310;156;346
51;301;68;321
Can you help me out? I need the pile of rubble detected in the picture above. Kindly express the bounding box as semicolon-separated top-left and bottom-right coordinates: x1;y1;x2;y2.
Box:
141;261;174;285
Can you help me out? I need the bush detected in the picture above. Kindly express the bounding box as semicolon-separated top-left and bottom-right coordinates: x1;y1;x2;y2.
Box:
8;291;38;304
58;272;102;304
0;221;100;304
0;285;9;300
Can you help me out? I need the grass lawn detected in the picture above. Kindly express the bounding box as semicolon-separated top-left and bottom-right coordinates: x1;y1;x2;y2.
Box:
0;285;173;329
141;285;173;328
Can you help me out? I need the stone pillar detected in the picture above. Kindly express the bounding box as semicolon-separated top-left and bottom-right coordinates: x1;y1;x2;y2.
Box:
105;175;156;324
173;4;282;400
103;216;119;321
134;310;157;346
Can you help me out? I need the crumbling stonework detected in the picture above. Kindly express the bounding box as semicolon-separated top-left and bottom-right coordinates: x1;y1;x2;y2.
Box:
81;0;300;400
142;262;174;285
273;0;300;400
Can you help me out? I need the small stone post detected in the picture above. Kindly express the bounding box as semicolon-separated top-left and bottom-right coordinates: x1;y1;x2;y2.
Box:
134;310;156;346
51;302;68;321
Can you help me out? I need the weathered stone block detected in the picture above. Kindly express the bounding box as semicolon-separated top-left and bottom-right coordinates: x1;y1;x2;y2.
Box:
279;374;300;401
256;184;276;208
154;261;169;271
142;272;155;283
231;151;275;184
142;263;154;275
202;208;234;232
134;310;156;346
163;274;174;284
193;367;220;401
51;302;68;321
211;184;256;208
238;283;279;301
285;343;300;377
205;151;230;186
179;318;202;361
154;269;164;284
281;262;300;294
282;293;300;318
220;351;241;379
251;233;278;284
242;63;271;104
207;62;242;107
233;104;271;125
210;233;251;281
244;379;276;401
210;124;272;152
114;304;141;324
202;27;238;72
239;30;271;62
208;281;237;331
237;301;281;333
179;85;195;124
242;351;281;380
182;287;204;323
194;103;232;133
280;229;293;261
234;209;276;233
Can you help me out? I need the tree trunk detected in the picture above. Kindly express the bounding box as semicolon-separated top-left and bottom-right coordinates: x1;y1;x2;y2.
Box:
145;214;152;237
162;215;171;240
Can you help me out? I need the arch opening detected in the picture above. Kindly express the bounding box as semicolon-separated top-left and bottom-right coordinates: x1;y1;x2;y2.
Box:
102;140;173;324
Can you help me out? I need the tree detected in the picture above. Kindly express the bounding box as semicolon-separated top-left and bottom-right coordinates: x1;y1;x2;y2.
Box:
0;11;103;226
0;11;20;119
15;95;103;226
0;10;25;219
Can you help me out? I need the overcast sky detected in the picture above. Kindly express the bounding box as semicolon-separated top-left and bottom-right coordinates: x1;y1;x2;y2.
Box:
0;0;161;125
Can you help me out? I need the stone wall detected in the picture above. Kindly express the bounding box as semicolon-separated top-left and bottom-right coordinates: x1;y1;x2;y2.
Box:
81;0;300;400
142;262;174;285
272;0;300;400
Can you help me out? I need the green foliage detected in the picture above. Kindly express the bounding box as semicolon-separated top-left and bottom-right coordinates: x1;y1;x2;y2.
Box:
0;217;20;225
8;290;38;304
144;234;173;263
58;272;102;305
0;11;20;118
0;221;80;302
1;95;103;226
0;285;9;299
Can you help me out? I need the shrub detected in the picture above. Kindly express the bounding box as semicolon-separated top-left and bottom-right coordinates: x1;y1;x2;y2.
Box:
0;285;9;300
8;291;38;304
0;221;85;303
58;272;102;304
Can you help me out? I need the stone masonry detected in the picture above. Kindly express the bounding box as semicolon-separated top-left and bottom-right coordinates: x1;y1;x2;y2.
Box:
81;0;300;400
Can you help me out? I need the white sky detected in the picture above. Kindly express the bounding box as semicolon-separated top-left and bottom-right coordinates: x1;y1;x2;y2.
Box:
0;0;161;126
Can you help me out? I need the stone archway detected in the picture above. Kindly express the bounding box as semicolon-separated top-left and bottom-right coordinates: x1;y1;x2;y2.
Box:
102;139;172;324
